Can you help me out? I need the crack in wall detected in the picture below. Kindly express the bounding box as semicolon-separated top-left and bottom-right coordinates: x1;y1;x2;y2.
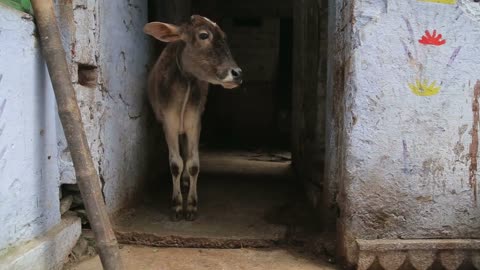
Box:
118;93;142;120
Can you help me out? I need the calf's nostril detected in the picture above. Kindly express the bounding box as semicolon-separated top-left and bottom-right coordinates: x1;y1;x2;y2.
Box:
230;68;242;78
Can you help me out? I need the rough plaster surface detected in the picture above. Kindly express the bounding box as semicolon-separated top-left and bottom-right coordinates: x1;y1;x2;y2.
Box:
96;0;152;212
55;0;98;185
54;0;153;212
327;0;480;265
0;6;61;254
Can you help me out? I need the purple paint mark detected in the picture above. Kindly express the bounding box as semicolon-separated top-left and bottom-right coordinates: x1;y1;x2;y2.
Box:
0;147;6;161
402;16;415;42
0;99;6;119
402;16;418;58
447;46;462;67
400;40;413;60
402;139;411;174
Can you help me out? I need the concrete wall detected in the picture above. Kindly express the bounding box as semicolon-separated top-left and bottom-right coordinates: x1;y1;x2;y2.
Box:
326;0;480;266
0;5;61;253
0;5;81;269
95;0;152;212
0;0;151;267
55;0;153;213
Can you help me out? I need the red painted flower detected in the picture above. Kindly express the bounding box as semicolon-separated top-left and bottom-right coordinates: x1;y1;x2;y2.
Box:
419;30;446;46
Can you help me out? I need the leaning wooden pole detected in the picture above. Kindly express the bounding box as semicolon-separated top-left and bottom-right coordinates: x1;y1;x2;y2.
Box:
30;0;123;269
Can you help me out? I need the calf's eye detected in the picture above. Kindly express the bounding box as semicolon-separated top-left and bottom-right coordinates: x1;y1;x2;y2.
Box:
199;33;209;40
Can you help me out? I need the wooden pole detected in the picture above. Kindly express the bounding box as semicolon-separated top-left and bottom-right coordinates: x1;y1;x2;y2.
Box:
30;0;123;269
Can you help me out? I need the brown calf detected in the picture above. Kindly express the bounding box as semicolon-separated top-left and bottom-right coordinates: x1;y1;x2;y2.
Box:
144;15;242;221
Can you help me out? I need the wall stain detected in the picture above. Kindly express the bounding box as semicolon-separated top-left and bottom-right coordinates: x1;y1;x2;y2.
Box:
402;139;411;174
454;124;468;158
469;80;480;205
415;195;433;202
453;142;465;156
422;158;445;178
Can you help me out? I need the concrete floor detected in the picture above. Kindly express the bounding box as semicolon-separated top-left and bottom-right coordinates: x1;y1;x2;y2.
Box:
67;245;336;270
68;151;335;269
115;174;291;248
114;151;296;248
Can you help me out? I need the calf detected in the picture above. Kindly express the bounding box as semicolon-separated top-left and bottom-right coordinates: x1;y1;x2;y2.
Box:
144;15;242;221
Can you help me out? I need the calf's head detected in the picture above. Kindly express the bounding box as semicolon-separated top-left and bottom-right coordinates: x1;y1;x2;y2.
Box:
144;15;242;89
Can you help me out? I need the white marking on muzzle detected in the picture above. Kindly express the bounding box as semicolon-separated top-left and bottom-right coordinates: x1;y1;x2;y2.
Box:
221;72;234;83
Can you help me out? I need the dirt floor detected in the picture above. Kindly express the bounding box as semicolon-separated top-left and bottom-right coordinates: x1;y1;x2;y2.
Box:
67;245;337;270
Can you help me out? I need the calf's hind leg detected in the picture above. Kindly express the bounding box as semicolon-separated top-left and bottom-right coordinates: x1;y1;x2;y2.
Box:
163;115;184;221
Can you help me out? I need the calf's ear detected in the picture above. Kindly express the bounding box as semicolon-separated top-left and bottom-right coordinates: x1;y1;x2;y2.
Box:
143;22;182;42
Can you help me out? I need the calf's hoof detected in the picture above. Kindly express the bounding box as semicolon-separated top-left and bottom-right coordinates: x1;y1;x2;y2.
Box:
185;209;197;221
170;208;183;222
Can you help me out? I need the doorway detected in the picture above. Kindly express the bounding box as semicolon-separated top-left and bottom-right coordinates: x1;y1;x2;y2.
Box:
116;0;332;265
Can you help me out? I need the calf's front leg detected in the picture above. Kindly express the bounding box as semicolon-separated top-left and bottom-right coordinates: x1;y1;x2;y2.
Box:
183;112;201;221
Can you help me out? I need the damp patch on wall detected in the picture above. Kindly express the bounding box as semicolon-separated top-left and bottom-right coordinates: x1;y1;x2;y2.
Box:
418;0;457;4
408;79;441;96
419;30;446;46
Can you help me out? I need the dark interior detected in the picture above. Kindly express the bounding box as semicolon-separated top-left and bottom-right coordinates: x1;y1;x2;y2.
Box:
195;2;293;151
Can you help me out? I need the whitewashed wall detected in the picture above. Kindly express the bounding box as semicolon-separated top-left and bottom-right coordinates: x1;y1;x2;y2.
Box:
327;0;480;266
55;0;153;212
0;0;152;268
0;6;61;253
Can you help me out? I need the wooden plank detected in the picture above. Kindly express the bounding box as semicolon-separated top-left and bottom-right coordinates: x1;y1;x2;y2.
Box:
292;0;328;199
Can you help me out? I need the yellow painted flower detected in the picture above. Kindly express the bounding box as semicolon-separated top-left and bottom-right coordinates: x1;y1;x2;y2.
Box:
418;0;456;5
408;80;441;96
